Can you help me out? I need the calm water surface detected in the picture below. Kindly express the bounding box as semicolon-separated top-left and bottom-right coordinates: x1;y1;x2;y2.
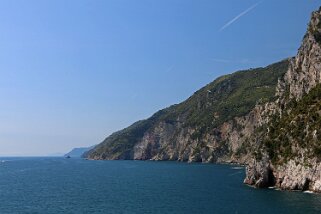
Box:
0;157;320;213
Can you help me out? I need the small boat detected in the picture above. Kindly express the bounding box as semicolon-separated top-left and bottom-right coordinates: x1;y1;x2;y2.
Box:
65;155;71;159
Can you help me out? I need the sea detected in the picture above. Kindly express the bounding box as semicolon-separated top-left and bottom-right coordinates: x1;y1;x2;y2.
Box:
0;157;320;214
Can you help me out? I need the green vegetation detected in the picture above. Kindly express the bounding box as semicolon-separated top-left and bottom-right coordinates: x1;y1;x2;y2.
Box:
263;84;321;164
87;110;168;159
160;60;288;136
86;60;289;159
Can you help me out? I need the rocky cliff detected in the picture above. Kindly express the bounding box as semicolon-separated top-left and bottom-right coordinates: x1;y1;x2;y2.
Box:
244;8;321;192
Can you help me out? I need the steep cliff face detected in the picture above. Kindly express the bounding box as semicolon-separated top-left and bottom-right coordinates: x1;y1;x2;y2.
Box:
277;11;321;102
244;8;321;192
245;85;321;192
86;60;288;163
133;100;279;164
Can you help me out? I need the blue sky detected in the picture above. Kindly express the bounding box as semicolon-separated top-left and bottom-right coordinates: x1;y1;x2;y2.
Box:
0;0;320;156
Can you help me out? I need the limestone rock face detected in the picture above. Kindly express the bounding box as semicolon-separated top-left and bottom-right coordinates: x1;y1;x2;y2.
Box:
285;30;321;99
274;159;321;192
244;156;274;188
244;8;321;193
245;158;321;192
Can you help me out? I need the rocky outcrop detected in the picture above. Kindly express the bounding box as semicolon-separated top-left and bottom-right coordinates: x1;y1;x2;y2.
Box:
244;155;275;188
245;157;321;193
244;7;321;193
277;9;321;102
274;159;321;192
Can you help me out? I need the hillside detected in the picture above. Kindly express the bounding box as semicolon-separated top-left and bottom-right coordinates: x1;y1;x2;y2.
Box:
85;60;288;162
65;146;95;158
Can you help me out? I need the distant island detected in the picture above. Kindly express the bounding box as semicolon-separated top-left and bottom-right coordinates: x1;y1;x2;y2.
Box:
81;7;321;193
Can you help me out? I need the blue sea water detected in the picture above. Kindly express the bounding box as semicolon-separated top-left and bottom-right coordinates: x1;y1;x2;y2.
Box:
0;157;320;214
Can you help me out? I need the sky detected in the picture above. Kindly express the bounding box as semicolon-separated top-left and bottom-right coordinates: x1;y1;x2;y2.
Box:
0;0;320;156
